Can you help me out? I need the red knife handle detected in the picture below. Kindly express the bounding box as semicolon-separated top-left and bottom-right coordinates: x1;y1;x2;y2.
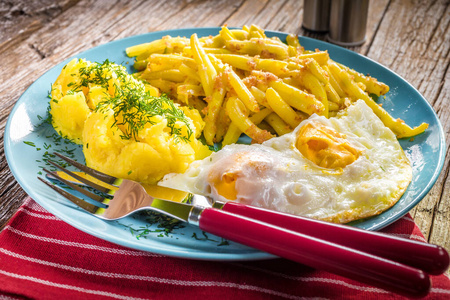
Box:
222;201;449;275
198;208;430;298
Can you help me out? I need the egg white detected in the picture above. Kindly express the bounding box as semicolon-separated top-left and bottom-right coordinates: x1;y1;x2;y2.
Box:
158;100;412;223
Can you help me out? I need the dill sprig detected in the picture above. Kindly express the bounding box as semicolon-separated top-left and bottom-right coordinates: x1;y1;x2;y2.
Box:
97;84;193;143
62;59;193;143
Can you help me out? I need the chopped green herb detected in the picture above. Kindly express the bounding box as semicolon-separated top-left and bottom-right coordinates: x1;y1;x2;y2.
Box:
23;141;36;147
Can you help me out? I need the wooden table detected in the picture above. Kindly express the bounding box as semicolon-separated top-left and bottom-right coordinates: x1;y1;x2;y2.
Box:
1;0;449;273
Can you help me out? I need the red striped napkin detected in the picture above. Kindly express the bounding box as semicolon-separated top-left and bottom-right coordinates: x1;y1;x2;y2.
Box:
0;197;449;300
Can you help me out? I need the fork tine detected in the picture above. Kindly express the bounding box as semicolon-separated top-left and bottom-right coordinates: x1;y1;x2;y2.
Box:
53;152;118;185
38;177;100;214
42;167;110;204
47;159;113;195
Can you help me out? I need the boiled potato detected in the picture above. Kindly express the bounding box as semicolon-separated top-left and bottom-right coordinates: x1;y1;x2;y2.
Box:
50;58;211;184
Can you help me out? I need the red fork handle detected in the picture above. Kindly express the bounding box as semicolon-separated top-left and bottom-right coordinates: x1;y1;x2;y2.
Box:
221;201;450;275
199;208;430;298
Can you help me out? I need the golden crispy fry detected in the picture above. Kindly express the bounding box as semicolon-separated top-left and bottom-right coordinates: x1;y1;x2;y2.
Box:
223;108;273;145
325;82;341;105
190;34;217;97
129;36;189;60
225;39;289;60
177;84;205;97
266;87;303;128
220;26;236;41
148;54;197;70
293;51;329;65
225;97;273;144
305;59;328;84
203;73;227;145
323;65;346;98
222;123;241;145
269;80;325;116
265;112;292;136
250;86;269;107
215;107;230;143
226;67;260;112
140;69;186;83
229;29;249;40
300;72;329;117
179;63;201;82
336;62;389;96
286;34;303;55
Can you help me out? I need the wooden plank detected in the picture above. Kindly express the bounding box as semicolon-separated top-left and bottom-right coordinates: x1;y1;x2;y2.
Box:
0;0;79;53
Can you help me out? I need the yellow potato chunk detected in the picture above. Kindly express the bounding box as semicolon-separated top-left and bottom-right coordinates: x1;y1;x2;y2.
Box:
83;108;210;185
50;92;90;144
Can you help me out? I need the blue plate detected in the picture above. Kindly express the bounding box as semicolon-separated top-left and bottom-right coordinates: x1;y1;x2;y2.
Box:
4;28;446;260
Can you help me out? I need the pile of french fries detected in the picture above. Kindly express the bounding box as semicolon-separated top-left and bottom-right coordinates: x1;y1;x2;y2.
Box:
126;25;428;146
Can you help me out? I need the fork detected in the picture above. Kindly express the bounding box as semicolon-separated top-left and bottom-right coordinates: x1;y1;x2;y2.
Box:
39;152;448;297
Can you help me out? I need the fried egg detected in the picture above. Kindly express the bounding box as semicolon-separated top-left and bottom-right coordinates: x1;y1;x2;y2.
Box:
158;100;412;223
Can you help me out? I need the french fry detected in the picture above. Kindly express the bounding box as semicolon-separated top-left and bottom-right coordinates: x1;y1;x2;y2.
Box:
300;72;329;117
265;112;292;136
294;51;329;65
286;34;303;53
266;87;303;128
323;65;346;98
269;80;325;115
214;54;290;76
225;96;273;144
179;63;201;82
226;67;260;112
225;39;289;60
190;33;217;97
305;59;328;84
229;29;249;40
248;24;265;38
140;69;186;83
250;86;269;107
220;26;236;41
215;106;230;143
147;54;196;71
203;73;227;145
222;123;242;145
325;82;341;105
222;104;272;146
336;62;389;96
177;84;205;97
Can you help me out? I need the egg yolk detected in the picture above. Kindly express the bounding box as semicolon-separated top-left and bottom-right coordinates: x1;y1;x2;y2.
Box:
207;152;272;200
296;122;361;169
210;172;238;200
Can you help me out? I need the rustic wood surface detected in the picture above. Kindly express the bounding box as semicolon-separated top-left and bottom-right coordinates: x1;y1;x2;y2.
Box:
1;0;449;273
